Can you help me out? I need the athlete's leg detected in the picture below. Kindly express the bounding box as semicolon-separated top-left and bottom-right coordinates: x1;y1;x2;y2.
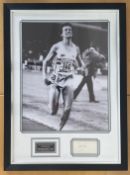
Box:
48;84;60;115
59;86;73;130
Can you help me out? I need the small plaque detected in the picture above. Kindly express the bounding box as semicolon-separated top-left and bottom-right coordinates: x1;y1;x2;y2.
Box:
71;139;99;156
31;138;60;157
35;142;56;153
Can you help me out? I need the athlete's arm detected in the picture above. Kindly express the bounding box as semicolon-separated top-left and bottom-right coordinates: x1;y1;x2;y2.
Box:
76;46;87;76
76;46;84;68
43;44;57;77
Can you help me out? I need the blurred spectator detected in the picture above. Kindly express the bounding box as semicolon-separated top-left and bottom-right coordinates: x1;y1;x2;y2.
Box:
74;45;105;103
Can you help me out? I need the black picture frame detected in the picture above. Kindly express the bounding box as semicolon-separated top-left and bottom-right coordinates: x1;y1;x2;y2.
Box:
4;3;127;171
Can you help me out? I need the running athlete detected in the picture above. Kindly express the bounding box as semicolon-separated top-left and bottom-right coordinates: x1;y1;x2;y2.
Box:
43;23;84;130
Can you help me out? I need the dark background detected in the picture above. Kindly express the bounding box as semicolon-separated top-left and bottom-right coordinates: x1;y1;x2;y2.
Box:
22;22;108;62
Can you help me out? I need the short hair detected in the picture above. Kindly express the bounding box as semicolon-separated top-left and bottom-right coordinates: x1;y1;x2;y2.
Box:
59;23;73;36
61;23;72;29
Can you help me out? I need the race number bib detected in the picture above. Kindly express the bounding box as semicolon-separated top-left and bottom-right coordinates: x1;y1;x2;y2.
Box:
53;58;75;73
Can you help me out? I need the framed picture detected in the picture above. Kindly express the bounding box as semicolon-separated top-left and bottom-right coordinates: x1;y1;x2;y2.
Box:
4;3;127;170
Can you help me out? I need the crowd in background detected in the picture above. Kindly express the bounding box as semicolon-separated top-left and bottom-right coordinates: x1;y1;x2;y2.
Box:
22;45;108;76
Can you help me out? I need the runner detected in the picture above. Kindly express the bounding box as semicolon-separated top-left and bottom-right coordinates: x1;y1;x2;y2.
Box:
43;23;84;130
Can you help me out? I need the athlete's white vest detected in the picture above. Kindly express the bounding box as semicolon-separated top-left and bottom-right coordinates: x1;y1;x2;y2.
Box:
53;41;78;74
56;41;77;60
50;41;78;87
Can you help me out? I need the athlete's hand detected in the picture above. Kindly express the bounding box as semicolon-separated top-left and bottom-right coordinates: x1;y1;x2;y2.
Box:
44;73;57;86
43;73;51;86
44;78;51;85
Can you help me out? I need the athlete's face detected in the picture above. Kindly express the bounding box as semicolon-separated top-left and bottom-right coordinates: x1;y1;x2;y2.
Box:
61;26;73;38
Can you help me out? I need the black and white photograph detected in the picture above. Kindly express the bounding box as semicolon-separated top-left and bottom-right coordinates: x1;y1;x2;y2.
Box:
22;21;109;132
